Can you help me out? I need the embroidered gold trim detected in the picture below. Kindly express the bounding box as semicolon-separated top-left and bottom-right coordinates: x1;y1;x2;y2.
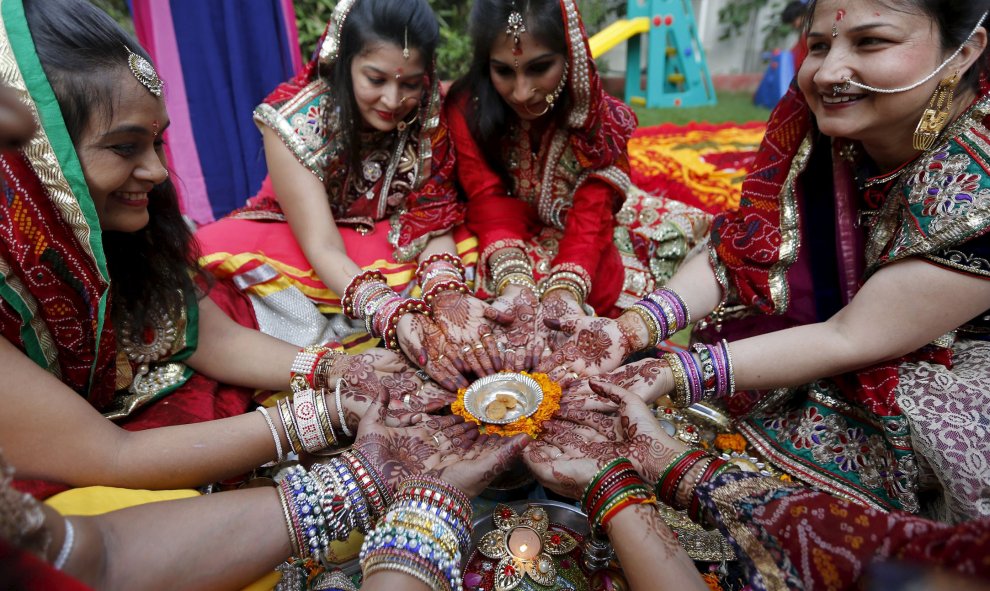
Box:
767;134;813;314
708;476;799;591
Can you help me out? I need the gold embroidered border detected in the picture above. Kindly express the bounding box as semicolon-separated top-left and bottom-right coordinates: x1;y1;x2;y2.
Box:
767;134;813;314
253;102;326;181
0;15;74;372
708;476;799;591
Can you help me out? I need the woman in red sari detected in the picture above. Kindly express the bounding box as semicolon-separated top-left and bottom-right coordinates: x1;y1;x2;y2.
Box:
445;0;711;337
0;0;448;500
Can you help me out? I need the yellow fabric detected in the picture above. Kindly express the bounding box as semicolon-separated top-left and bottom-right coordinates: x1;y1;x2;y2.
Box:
45;486;280;590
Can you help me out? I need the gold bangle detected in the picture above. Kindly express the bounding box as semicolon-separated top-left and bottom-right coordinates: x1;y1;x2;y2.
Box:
662;352;690;408
624;306;659;350
276;398;302;454
313;388;337;449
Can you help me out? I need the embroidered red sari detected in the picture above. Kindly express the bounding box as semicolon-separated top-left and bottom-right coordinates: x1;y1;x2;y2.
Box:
446;0;710;316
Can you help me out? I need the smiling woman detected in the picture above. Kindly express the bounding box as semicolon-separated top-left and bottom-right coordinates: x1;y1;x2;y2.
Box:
195;0;508;387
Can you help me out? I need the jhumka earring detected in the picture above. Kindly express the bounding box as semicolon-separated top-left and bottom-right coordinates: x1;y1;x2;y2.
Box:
913;72;959;151
506;2;527;69
125;46;163;97
403;27;410;60
525;62;569;117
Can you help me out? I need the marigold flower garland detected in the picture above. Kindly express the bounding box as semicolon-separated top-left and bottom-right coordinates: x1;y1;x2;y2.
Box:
452;372;562;438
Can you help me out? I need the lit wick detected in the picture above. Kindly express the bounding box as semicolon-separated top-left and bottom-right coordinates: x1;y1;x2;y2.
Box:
507;526;541;561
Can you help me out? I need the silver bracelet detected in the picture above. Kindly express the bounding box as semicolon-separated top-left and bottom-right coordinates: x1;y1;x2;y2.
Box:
256;406;285;464
53;518;75;570
335;378;353;438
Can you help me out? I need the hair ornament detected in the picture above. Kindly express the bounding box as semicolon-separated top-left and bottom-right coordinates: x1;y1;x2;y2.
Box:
126;46;163;97
403;26;410;60
507;2;527;60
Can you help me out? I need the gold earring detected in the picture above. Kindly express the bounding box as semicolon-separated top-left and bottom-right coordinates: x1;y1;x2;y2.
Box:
913;72;960;151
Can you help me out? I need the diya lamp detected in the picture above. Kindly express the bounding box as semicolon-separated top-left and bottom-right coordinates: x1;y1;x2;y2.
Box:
477;504;578;591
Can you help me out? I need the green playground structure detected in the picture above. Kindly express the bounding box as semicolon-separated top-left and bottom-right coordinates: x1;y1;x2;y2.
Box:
589;0;716;108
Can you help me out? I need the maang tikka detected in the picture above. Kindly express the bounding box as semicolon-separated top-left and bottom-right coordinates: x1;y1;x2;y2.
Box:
506;1;526;68
125;46;163;97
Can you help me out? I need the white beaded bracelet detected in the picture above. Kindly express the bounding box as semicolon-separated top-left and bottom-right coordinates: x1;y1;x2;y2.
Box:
335;378;353;438
256;406;285;464
53;518;75;570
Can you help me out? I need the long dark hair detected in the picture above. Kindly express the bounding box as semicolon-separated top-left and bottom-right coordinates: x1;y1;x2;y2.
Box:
323;0;440;179
804;0;989;92
25;0;204;333
449;0;568;191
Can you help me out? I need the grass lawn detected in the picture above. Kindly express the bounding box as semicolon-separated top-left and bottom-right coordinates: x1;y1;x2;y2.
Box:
632;90;772;127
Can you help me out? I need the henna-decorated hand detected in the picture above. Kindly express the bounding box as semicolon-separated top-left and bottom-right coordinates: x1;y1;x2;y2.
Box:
587;380;690;484
429;290;511;377
535;316;628;384
332;349;456;432
539;312;649;378
351;390;483;489
563;357;673;404
522;420;611;499
397;313;470;391
488;286;550;371
426;433;530;498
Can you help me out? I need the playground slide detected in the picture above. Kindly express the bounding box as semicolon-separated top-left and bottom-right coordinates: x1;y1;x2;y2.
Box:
588;17;650;59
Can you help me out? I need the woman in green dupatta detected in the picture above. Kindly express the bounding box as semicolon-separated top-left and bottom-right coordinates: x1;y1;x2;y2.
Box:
0;0;449;498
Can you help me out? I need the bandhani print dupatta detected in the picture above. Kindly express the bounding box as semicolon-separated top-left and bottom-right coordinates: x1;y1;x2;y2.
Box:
0;0;117;407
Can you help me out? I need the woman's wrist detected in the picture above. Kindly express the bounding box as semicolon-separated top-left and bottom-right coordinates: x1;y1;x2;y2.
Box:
617;310;652;353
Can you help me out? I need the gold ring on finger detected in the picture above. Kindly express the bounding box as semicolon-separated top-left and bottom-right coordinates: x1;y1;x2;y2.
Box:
461;345;473;354
474;343;484;350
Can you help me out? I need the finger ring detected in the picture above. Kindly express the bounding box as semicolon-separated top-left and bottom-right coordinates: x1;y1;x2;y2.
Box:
436;354;446;364
504;348;515;354
496;341;506;353
431;433;441;446
403;393;412;406
461;345;473;354
481;332;493;338
474;343;484;350
415;369;429;381
568;372;580;381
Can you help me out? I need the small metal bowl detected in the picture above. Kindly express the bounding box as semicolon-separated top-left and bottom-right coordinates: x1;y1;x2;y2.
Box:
463;372;544;425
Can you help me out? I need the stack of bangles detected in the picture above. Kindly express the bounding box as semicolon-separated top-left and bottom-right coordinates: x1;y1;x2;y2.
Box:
661;339;736;408
487;245;536;295
655;449;736;523
623;287;692;350
275;449;394;564
416;253;469;306
539;263;591;308
341;269;429;351
361;475;473;591
581;458;656;534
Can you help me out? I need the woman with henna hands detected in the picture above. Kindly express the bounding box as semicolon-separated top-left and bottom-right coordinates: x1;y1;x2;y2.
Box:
542;0;990;524
196;0;511;390
529;380;990;590
2;390;530;591
443;0;711;375
0;0;457;503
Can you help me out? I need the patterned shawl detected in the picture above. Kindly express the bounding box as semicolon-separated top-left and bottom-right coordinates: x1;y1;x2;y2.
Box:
709;69;990;317
241;0;463;262
0;0;118;407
